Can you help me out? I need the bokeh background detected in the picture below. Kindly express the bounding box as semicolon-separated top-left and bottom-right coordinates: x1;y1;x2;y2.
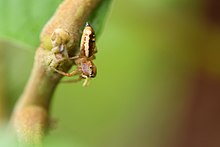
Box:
1;0;220;147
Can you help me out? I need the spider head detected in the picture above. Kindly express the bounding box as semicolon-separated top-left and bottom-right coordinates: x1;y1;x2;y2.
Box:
80;60;97;79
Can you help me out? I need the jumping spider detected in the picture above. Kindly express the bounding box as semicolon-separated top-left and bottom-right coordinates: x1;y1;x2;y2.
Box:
52;22;97;86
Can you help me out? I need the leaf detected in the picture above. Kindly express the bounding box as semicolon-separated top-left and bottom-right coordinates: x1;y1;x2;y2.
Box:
88;0;112;38
0;0;62;47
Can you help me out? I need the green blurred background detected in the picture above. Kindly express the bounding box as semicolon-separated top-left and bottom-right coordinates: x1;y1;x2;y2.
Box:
1;0;220;147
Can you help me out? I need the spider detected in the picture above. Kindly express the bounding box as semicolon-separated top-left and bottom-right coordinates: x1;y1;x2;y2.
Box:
52;22;97;86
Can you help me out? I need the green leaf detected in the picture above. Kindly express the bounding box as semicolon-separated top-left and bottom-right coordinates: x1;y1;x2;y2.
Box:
0;0;62;47
88;0;112;38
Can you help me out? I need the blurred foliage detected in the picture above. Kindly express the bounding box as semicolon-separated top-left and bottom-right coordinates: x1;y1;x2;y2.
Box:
88;0;112;37
0;40;34;114
0;0;112;47
1;0;220;146
0;0;62;47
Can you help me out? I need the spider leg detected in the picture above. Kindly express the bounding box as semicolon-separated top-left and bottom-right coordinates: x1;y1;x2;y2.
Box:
82;77;91;87
89;55;96;60
69;55;79;60
52;67;80;77
61;76;83;83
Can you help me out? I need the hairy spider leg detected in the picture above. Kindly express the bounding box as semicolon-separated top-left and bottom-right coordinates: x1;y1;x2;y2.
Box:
52;67;80;77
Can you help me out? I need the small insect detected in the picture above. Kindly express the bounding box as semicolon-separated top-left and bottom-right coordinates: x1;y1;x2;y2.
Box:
53;22;97;86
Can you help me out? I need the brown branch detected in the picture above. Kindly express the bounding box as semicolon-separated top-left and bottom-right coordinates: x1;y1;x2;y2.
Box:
10;0;102;145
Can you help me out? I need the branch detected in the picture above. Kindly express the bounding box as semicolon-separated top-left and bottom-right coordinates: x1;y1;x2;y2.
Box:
10;0;102;145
